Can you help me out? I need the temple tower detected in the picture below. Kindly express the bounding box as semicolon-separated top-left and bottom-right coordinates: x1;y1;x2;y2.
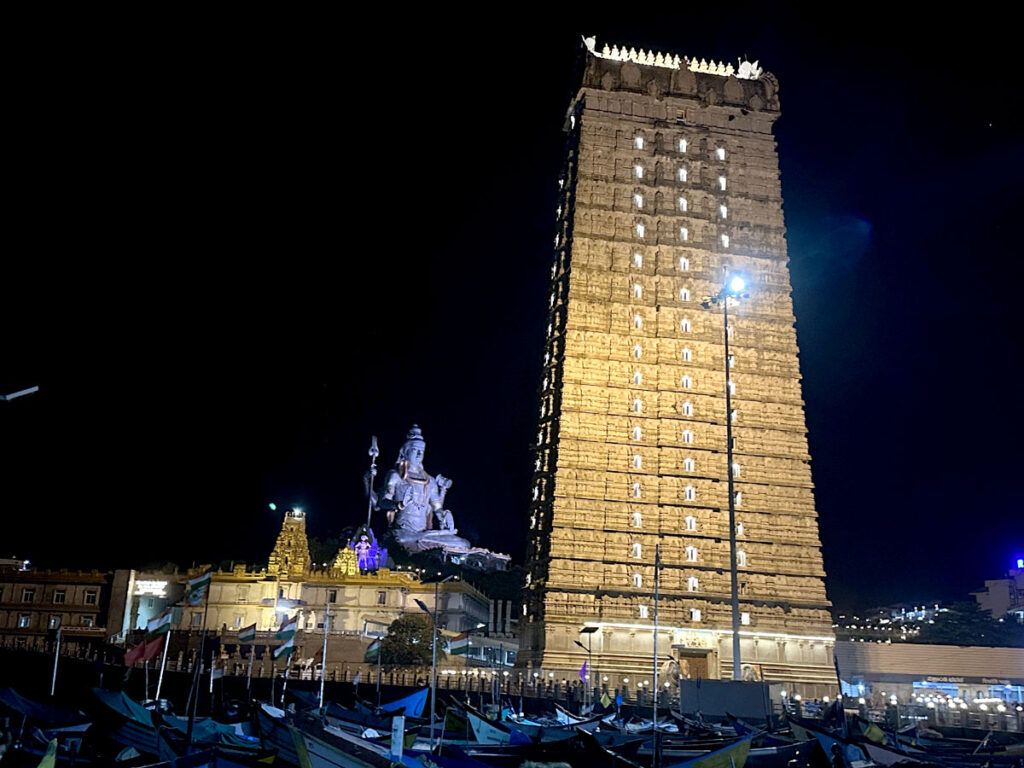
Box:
521;39;835;695
267;508;311;580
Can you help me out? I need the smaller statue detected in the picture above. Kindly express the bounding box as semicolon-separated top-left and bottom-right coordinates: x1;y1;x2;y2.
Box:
347;525;387;574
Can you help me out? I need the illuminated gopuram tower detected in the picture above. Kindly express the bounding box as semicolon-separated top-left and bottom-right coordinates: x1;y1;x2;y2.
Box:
521;39;835;695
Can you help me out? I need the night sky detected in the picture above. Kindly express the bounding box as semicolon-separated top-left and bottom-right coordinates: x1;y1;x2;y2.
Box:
2;12;1021;612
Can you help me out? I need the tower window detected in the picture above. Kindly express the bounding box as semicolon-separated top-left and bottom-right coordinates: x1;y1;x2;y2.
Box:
679;168;688;182
732;462;741;477
632;482;642;498
679;138;688;153
680;318;692;333
639;604;649;618
633;573;643;588
718;176;727;191
731;409;738;423
633;284;643;299
634;135;645;150
633;252;643;268
741;612;751;626
686;546;698;563
728;379;736;395
632;425;643;440
716;147;726;161
721;234;730;249
634;193;644;209
633;344;642;359
735;491;743;507
682;401;693;417
691;608;702;622
736;522;745;537
679;197;688;212
633;454;642;469
634;314;643;329
737;550;748;567
684;485;696;501
632;542;642;559
633;370;643;385
632;398;643;413
682;347;692;362
632;511;643;528
685;515;697;531
681;375;692;389
680;227;689;242
683;457;695;472
728;355;736;368
635;164;645;179
687;576;699;592
682;429;694;444
679;256;690;271
680;288;691;302
636;223;645;238
719;205;728;219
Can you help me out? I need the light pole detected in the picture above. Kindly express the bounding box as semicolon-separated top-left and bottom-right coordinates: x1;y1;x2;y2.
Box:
575;625;599;711
702;275;748;682
417;575;453;751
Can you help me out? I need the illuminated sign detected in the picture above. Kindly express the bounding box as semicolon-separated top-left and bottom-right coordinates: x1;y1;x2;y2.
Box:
134;580;168;597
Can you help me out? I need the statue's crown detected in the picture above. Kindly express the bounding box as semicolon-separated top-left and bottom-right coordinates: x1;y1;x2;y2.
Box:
405;424;424;442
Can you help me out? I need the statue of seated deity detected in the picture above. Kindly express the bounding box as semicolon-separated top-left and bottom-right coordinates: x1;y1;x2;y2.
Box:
375;425;472;554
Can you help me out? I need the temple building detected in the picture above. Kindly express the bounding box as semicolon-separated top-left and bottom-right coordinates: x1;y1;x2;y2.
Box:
521;38;835;695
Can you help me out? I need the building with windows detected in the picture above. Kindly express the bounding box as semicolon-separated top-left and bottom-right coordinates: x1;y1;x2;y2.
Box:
0;568;126;653
972;562;1024;624
522;38;834;694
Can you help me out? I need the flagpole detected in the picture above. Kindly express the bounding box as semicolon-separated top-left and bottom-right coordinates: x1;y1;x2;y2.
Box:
246;639;255;693
270;662;276;706
154;625;171;702
50;623;61;697
280;662;289;706
185;574;212;754
319;594;330;711
144;659;150;702
376;638;382;707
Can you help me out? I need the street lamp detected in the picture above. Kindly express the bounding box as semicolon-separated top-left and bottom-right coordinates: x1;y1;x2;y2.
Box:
702;274;749;682
575;625;599;711
416;575;454;751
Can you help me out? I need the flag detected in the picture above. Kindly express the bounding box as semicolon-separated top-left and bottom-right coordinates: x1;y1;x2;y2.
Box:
238;623;257;644
579;660;588;682
125;634;165;666
211;664;224;681
272;636;295;660
185;570;212;606
447;631;470;655
364;638;381;663
600;691;612;708
275;615;298;642
146;610;173;640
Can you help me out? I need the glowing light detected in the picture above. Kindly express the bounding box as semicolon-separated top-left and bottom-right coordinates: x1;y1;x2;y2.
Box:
268;503;277;511
858;697;866;705
1017;558;1023;569
729;276;746;293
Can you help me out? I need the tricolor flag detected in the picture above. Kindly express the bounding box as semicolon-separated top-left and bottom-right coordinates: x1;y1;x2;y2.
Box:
364;637;381;663
238;623;257;644
146;609;173;640
447;631;470;655
185;570;213;606
275;615;298;642
272;636;295;660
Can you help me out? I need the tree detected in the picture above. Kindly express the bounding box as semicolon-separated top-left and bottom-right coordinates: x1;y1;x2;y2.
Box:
380;614;444;666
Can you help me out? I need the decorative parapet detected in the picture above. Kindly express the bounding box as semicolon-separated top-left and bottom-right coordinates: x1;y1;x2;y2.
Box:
583;36;762;80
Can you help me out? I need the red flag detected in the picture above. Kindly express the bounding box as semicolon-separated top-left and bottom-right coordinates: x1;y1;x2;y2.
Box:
124;634;165;666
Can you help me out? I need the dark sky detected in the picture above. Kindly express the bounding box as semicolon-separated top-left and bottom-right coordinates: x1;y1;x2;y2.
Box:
2;11;1021;612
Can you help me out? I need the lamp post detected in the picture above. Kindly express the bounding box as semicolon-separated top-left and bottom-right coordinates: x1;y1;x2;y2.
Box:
575;625;599;711
702;275;748;682
417;575;454;751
